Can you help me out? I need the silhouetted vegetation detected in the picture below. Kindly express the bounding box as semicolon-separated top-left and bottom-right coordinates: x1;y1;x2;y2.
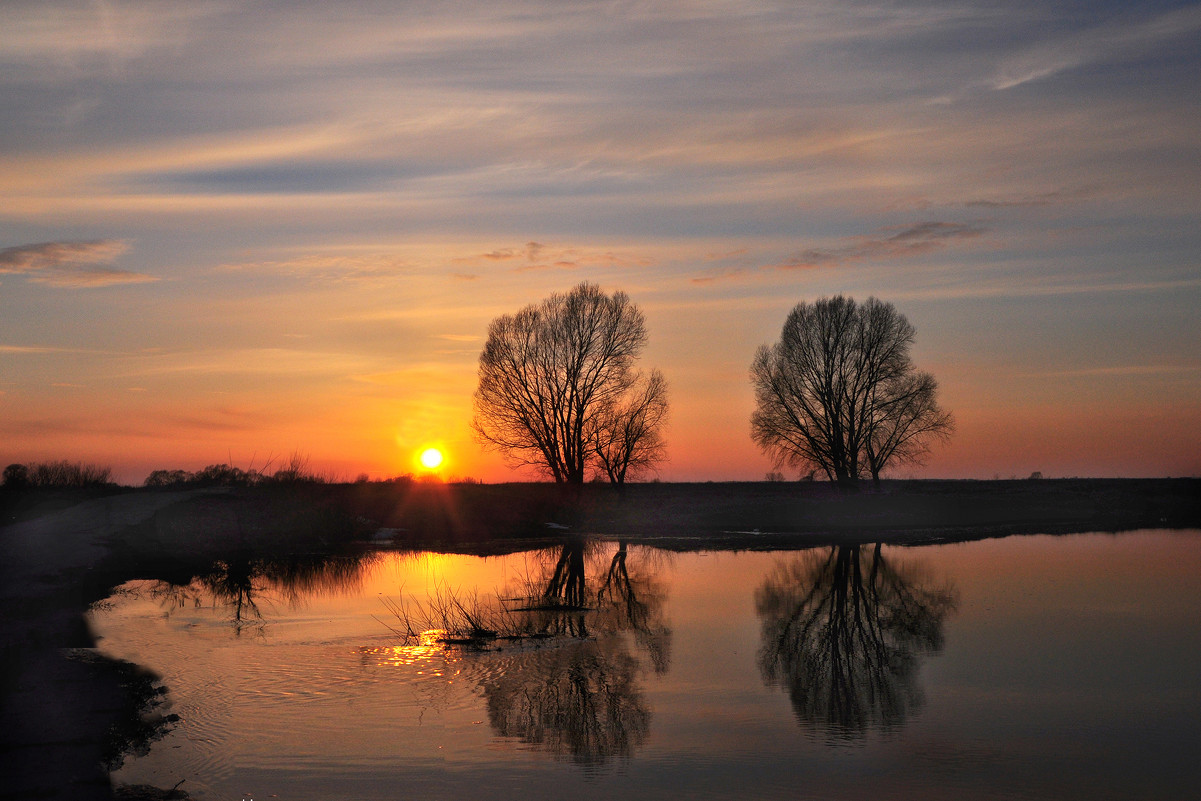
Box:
473;282;669;484
123;550;379;634
143;453;330;488
751;295;952;488
5;475;1196;797
381;539;668;768
379;538;670;656
3;460;113;488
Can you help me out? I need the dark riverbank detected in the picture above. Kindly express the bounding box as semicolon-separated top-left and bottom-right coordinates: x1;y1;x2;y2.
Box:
1;478;1198;798
319;476;1201;546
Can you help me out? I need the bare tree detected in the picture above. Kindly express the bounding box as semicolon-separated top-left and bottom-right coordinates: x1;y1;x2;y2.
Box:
593;368;669;485
474;283;668;484
750;295;952;488
865;370;953;486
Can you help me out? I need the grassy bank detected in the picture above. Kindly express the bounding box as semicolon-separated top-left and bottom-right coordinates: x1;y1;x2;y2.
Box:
310;477;1201;546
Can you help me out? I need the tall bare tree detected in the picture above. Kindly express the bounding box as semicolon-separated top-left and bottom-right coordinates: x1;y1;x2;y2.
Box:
474;282;668;484
750;295;952;488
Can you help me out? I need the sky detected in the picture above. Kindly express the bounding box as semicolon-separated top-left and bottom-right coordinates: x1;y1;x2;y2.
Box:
2;0;1199;484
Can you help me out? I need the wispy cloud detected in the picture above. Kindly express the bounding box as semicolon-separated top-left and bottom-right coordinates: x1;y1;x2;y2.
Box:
1017;365;1201;379
452;241;653;273
964;188;1093;209
0;240;155;288
989;5;1201;91
0;344;72;354
1;1;1198;481
772;222;985;270
691;268;749;286
0;1;220;76
218;253;411;281
890;276;1201;303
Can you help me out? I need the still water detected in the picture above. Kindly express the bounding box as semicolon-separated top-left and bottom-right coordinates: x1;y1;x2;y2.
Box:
92;531;1201;800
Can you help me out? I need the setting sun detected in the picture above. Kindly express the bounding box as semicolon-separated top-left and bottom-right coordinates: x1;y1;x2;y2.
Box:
419;447;445;470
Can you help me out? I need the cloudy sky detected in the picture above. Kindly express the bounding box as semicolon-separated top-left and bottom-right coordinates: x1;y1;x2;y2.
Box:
2;0;1199;483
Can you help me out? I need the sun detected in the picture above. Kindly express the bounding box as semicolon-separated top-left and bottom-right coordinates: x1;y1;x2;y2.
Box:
418;447;444;470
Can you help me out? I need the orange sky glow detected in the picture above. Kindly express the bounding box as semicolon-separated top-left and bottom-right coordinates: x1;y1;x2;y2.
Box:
2;2;1199;484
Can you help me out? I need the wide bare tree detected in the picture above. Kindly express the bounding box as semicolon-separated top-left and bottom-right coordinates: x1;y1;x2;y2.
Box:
474;282;668;484
750;295;952;488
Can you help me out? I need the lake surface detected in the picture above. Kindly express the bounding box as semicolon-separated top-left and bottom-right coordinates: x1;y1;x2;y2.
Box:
92;530;1201;800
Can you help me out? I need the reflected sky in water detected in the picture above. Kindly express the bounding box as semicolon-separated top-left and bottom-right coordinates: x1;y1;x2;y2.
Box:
92;531;1201;800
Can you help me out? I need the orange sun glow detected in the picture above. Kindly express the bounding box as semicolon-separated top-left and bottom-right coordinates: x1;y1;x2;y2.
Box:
419;447;445;470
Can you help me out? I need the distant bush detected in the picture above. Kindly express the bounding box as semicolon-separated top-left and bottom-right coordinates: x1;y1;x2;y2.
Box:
3;460;113;488
3;463;30;488
143;464;258;488
143;469;194;488
143;453;330;489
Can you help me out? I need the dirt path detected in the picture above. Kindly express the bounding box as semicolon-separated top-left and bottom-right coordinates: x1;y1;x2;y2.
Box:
1;491;213;801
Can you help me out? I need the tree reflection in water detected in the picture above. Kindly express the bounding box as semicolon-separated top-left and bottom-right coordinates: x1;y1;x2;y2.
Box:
479;638;650;768
474;537;670;767
755;543;957;741
142;550;378;634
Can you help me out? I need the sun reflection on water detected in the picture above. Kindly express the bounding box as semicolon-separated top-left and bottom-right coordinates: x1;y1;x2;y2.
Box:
358;632;466;676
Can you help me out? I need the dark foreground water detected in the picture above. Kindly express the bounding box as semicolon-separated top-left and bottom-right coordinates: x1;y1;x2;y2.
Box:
92;530;1201;800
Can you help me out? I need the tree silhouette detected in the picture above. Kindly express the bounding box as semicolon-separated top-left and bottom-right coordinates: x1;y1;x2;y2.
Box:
473;282;668;484
755;544;956;740
751;295;952;488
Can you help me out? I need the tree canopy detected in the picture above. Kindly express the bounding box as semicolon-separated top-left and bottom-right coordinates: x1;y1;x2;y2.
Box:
473;282;668;484
750;295;952;487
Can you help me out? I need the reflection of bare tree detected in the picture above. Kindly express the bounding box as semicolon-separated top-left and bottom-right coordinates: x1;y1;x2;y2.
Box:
755;544;956;741
527;537;591;637
542;538;588;607
142;551;377;633
479;637;650;768
595;542;671;673
501;538;671;659
198;558;262;631
469;538;670;766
